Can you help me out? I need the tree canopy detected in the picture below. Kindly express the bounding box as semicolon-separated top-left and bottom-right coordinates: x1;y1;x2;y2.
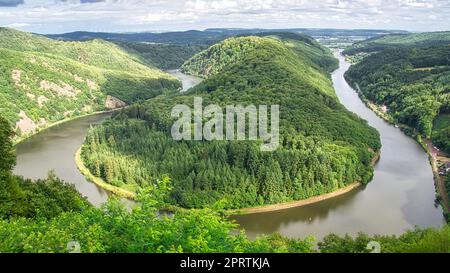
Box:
345;44;450;152
81;35;380;209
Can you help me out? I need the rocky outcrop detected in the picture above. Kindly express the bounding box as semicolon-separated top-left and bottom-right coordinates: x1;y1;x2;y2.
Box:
37;95;48;107
15;111;37;134
105;95;126;110
86;79;99;90
11;69;21;85
26;93;35;100
74;74;84;82
40;80;80;98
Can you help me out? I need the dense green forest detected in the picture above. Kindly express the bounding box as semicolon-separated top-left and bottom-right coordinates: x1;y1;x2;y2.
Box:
343;31;450;57
1;114;449;253
0;27;180;139
345;44;450;152
80;35;380;209
432;114;450;154
248;32;339;73
181;33;338;78
115;41;207;70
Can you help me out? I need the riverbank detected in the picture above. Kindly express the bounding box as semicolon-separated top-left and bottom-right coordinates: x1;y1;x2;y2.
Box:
229;151;380;215
14;108;123;146
75;146;136;200
345;76;450;216
230;182;362;215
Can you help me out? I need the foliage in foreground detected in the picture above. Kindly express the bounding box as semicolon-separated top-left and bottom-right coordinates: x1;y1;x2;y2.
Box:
0;116;15;177
0;114;313;253
0;173;89;220
319;226;450;253
0;176;315;253
0;114;449;253
1;176;449;253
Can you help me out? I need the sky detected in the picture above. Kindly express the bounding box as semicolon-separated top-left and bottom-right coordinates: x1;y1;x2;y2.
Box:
0;0;449;34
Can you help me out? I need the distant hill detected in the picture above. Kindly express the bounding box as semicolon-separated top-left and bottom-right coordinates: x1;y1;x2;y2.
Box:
46;30;227;45
45;28;404;70
46;28;406;44
115;41;207;70
86;31;341;71
344;31;450;56
181;32;339;84
0;28;180;139
241;32;339;73
80;35;380;209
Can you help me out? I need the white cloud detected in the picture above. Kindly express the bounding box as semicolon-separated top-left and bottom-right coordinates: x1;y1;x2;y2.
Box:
0;0;448;33
4;22;29;27
137;11;198;23
399;0;434;8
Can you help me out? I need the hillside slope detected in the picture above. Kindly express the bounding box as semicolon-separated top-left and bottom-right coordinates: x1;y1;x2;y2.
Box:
115;41;206;70
343;31;450;60
246;32;339;73
345;44;450;150
80;36;380;209
181;32;338;78
0;28;180;138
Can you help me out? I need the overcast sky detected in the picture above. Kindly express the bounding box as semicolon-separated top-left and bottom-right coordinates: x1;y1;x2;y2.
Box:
0;0;449;34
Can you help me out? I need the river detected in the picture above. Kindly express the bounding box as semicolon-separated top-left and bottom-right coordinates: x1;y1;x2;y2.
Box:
14;54;445;239
232;53;445;239
167;69;203;92
13;71;202;206
14;112;113;206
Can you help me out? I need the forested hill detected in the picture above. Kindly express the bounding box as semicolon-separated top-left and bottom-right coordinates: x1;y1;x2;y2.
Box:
181;32;338;78
0;27;180;139
251;32;339;73
343;31;450;57
115;41;207;70
81;36;381;209
345;44;450;151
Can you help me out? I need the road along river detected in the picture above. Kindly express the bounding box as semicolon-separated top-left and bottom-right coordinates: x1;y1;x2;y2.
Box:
14;55;445;239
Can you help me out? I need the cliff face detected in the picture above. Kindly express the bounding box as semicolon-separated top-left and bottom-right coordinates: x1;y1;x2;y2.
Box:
105;95;127;110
